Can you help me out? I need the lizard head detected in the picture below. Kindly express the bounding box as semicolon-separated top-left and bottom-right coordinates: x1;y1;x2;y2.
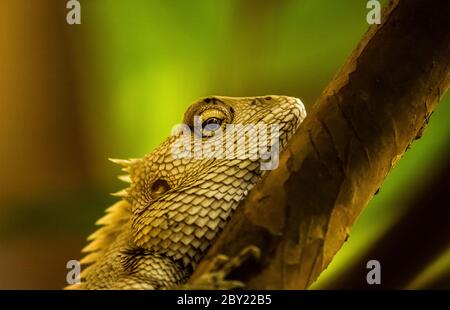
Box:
115;96;306;267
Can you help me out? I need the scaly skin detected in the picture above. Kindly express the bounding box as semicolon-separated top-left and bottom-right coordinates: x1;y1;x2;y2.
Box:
69;96;306;289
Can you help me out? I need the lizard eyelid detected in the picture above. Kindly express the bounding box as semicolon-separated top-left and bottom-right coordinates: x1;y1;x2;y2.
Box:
183;99;234;128
185;105;232;138
198;109;228;137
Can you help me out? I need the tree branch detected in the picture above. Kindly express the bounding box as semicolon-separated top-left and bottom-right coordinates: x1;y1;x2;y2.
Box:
190;0;450;289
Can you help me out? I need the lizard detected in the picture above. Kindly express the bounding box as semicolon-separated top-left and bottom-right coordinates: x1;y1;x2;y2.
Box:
68;95;306;289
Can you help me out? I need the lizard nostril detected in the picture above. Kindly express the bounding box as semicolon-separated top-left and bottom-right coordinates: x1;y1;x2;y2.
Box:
151;179;171;198
265;96;272;100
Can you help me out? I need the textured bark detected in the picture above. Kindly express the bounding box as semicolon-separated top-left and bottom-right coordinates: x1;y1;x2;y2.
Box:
190;0;450;289
322;152;450;289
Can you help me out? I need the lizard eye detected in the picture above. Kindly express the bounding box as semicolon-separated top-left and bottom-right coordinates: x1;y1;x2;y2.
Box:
202;117;222;132
198;109;226;137
184;99;234;138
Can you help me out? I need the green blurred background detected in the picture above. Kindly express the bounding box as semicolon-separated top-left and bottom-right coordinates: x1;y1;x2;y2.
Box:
0;0;448;289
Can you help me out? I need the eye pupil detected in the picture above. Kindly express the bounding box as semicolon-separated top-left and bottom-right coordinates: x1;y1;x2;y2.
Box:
202;117;222;131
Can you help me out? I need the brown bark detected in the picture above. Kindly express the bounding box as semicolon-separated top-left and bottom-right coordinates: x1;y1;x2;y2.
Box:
190;0;450;289
0;1;89;202
322;149;450;289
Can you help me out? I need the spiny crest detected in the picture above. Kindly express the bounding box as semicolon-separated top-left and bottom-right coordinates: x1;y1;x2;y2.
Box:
72;199;132;288
71;158;138;287
108;157;139;200
117;175;131;183
108;157;140;173
110;189;129;199
108;158;133;167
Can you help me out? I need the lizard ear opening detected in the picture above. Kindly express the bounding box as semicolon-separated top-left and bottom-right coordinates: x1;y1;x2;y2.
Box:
150;178;171;199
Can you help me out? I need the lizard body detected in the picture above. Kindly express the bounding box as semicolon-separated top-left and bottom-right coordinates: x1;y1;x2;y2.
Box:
70;96;306;289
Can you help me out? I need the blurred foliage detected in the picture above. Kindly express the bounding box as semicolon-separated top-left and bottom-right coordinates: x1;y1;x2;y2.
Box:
78;0;387;162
